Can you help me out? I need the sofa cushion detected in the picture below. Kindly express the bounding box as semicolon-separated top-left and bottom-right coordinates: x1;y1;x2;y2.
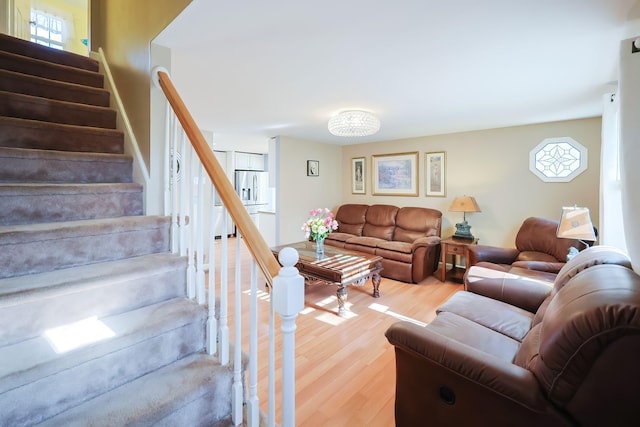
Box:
516;251;558;263
393;207;442;243
437;291;535;341
427;312;521;363
376;247;413;263
464;265;555;313
344;242;377;254
362;204;398;240
377;240;413;254
335;204;369;236
345;235;385;249
324;232;352;244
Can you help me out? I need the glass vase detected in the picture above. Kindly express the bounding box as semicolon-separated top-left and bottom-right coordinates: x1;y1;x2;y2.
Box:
315;236;325;255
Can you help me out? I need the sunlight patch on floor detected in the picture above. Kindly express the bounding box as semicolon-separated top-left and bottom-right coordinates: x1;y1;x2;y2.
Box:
368;302;427;327
243;288;271;301
298;294;359;324
315;309;355;325
44;316;116;353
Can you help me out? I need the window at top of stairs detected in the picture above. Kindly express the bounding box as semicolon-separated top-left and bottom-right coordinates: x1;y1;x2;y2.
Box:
30;9;64;51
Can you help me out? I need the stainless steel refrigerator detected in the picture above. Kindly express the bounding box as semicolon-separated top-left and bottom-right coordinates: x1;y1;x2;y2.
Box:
234;170;269;214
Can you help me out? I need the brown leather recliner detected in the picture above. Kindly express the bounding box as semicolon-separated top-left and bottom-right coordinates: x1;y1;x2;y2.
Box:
385;246;637;426
468;217;591;274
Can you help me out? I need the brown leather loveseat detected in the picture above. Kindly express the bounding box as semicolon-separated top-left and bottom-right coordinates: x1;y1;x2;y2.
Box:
385;246;640;426
325;204;442;283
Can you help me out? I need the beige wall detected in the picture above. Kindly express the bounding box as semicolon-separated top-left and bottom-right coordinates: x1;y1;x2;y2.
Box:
276;136;343;245
90;0;191;171
340;117;602;247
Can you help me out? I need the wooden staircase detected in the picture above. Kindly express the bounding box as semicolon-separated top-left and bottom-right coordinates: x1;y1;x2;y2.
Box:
0;33;234;426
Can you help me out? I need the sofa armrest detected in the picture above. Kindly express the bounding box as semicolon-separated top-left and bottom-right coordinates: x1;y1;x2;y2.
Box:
385;321;563;426
467;244;519;267
464;265;553;312
412;235;441;249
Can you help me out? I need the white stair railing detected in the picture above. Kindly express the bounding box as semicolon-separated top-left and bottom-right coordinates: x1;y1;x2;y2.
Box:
152;67;303;427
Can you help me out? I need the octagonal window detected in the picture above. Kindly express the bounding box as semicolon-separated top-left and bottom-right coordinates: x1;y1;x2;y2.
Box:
529;137;587;182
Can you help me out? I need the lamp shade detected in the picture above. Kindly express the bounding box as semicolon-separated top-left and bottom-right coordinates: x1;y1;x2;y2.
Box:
328;110;380;137
449;196;481;213
557;206;596;241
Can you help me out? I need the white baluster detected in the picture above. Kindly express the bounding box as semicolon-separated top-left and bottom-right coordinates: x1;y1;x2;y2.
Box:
186;146;196;299
207;186;217;355
163;104;171;217
219;211;229;365
273;248;304;427
247;260;259;427
232;234;243;425
196;163;205;305
268;281;276;427
179;131;187;256
170;123;179;254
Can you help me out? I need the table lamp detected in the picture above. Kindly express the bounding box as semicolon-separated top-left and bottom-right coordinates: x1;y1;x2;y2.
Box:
449;196;481;240
556;206;596;246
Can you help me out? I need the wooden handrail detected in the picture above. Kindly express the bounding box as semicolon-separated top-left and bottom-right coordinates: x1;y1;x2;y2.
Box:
156;71;280;285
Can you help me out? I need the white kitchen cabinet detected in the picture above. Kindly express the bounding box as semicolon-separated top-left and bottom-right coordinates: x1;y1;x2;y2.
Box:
235;152;265;171
258;211;276;247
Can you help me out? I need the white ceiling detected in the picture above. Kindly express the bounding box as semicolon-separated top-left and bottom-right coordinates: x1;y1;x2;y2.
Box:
153;0;639;153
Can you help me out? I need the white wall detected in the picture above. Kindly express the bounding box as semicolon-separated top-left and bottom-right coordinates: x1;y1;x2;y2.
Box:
341;118;602;247
620;35;640;271
275;135;342;245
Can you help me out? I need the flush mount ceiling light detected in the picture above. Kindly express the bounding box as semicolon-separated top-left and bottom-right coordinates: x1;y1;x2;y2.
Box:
328;110;380;137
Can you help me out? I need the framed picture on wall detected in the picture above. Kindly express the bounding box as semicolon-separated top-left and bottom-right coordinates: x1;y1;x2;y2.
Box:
307;160;319;176
425;151;446;197
372;152;418;196
351;157;366;194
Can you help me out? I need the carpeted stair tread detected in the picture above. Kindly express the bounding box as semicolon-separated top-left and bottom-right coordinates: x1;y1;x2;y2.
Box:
0;183;143;226
0;252;185;304
36;353;232;427
0;216;171;278
0;90;117;129
0;117;124;153
0;182;141;194
0;68;110;107
0;33;99;72
0;298;203;392
0;300;213;426
0;49;103;88
0;147;132;183
0;253;189;370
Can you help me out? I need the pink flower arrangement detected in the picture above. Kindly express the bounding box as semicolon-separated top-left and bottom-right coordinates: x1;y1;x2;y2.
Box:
302;208;338;241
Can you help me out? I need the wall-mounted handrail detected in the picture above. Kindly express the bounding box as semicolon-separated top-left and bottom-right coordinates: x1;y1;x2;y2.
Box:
154;69;280;285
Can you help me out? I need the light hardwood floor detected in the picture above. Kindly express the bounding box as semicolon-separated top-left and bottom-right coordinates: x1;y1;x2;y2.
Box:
213;237;462;426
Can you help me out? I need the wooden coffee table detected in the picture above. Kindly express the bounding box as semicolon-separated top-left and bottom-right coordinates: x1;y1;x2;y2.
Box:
271;241;383;316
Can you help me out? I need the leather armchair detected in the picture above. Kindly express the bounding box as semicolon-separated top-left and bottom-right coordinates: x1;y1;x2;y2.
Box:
385;246;637;427
468;217;590;274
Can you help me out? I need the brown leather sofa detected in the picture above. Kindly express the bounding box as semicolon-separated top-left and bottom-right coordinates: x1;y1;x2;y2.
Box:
385;246;638;426
468;216;591;274
325;204;442;283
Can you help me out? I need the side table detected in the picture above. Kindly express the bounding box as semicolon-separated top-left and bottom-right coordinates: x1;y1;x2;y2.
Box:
439;237;478;283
